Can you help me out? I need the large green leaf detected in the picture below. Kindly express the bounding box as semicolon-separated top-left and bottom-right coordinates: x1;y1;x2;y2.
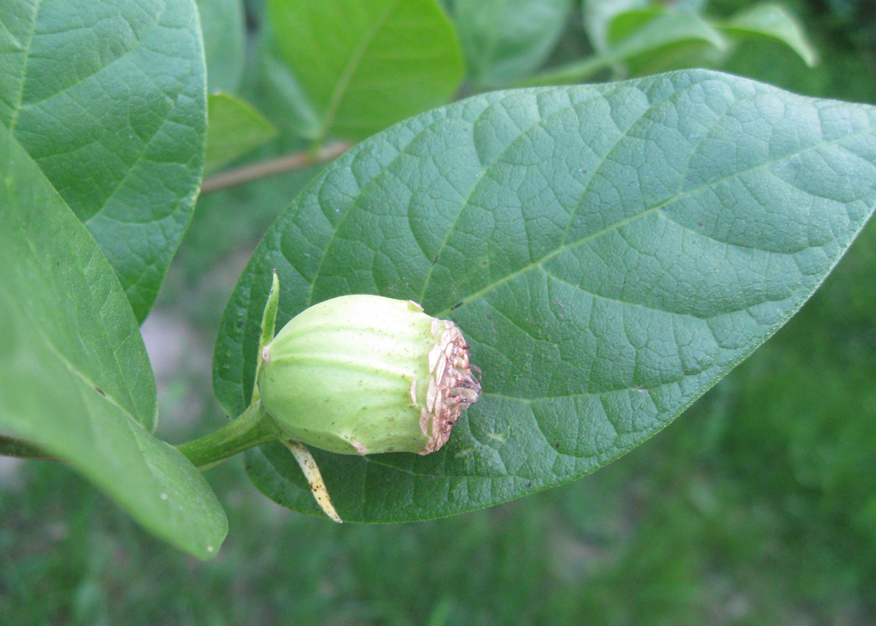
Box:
453;0;573;88
266;0;464;141
214;70;876;522
0;125;226;558
0;0;207;321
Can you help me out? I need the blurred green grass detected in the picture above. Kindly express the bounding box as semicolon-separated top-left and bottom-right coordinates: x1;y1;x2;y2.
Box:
3;1;876;624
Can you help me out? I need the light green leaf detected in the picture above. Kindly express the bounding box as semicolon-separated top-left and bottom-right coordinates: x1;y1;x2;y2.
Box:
454;0;573;88
197;0;247;93
266;0;464;140
0;0;207;321
205;93;278;175
214;70;876;522
721;3;819;68
0;125;226;558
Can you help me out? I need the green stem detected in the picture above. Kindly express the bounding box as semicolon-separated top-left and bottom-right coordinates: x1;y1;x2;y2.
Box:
0;435;56;461
176;401;281;470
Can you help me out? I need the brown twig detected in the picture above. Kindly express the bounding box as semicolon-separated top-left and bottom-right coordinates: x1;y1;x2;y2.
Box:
201;141;354;194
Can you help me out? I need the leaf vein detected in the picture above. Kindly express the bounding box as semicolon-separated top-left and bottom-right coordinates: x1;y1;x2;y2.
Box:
436;126;874;317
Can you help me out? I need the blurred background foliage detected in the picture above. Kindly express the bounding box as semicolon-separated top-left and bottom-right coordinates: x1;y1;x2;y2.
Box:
3;0;876;623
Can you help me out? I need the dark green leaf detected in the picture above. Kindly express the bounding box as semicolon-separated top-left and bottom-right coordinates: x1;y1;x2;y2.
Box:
720;3;819;68
266;0;464;140
205;93;278;175
197;0;247;93
453;0;573;88
214;70;876;522
0;0;207;321
0;125;226;558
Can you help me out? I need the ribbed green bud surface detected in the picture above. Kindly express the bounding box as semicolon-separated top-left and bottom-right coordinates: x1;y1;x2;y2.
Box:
257;295;480;455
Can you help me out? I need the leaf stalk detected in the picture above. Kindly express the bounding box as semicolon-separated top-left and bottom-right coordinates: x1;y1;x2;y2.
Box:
176;401;281;470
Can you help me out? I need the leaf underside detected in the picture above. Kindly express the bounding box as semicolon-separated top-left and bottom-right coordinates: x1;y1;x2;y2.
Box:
214;70;876;523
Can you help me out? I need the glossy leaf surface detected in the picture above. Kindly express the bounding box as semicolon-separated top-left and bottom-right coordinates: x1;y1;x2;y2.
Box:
214;70;876;522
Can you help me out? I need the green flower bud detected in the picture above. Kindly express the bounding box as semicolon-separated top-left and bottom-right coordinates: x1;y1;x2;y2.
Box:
257;295;481;456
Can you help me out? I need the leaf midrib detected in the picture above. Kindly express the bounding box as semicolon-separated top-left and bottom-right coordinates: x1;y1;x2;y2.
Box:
4;0;42;134
320;0;398;140
418;81;699;304
6;1;175;227
434;127;872;318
